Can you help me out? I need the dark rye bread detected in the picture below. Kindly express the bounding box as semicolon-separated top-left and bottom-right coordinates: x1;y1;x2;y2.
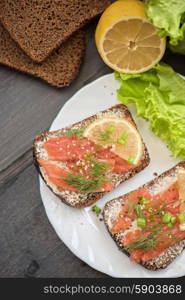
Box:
0;0;111;62
0;24;85;88
33;104;150;208
104;162;185;271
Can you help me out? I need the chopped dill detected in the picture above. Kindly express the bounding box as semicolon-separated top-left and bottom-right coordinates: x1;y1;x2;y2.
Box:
64;127;85;138
99;125;115;142
125;233;157;251
88;156;111;178
63;174;105;193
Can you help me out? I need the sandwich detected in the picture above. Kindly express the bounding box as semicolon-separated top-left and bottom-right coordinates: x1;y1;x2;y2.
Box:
33;104;150;208
104;162;185;270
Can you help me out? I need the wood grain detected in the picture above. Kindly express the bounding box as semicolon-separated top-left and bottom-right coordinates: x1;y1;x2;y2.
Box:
0;22;110;278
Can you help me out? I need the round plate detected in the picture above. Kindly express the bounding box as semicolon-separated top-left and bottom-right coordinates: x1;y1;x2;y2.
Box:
39;73;185;278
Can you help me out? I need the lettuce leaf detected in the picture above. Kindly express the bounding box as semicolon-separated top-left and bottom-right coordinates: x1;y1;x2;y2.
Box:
145;0;185;46
116;63;185;159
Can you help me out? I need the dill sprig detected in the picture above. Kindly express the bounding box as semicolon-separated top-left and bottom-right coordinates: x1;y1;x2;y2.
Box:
125;233;157;252
88;156;111;178
63;174;105;193
64;127;85;138
99;125;115;142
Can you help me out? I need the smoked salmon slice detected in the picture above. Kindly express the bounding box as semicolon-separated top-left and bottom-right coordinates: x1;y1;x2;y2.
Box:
44;136;95;161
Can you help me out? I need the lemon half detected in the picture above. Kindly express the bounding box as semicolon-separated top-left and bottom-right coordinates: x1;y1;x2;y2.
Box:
95;0;166;73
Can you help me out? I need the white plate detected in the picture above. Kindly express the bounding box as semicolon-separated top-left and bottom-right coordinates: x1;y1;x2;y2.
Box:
39;73;185;278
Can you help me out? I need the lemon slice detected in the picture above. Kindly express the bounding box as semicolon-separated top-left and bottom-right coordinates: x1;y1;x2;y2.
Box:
95;0;166;74
83;117;143;164
177;168;185;231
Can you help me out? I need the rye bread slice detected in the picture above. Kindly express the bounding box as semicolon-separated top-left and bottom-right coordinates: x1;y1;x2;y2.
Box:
0;24;85;88
104;162;185;271
0;0;111;62
33;104;150;208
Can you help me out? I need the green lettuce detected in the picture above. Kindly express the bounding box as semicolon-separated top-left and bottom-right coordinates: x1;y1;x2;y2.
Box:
145;0;185;54
145;0;185;45
116;63;185;159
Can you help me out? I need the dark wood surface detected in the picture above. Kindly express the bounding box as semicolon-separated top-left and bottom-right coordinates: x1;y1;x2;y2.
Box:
0;22;110;278
0;20;185;278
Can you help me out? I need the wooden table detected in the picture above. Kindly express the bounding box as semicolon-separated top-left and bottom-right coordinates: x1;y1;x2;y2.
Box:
0;21;185;278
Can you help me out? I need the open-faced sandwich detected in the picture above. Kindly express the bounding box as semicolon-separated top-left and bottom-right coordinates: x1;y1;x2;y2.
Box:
104;162;185;270
33;104;150;208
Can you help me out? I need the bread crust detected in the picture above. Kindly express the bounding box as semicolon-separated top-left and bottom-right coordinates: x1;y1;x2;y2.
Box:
103;162;185;270
0;24;85;88
0;0;111;62
33;104;150;208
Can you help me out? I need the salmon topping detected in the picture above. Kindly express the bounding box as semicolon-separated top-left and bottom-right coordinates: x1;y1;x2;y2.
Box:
112;183;185;262
40;132;136;193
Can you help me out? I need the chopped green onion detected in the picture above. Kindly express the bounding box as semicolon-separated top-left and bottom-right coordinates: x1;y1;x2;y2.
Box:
99;126;115;142
174;184;180;190
178;213;185;221
135;204;143;218
137;217;146;228
167;223;174;229
107;125;115;134
140;197;150;205
117;133;128;145
117;138;125;145
92;205;101;216
127;157;135;165
171;216;177;224
162;213;172;224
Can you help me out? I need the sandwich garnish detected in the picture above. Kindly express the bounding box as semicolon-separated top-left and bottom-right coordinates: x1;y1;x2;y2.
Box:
63;173;105;193
92;205;102;216
38;116;144;194
63;127;86;138
83;117;143;164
